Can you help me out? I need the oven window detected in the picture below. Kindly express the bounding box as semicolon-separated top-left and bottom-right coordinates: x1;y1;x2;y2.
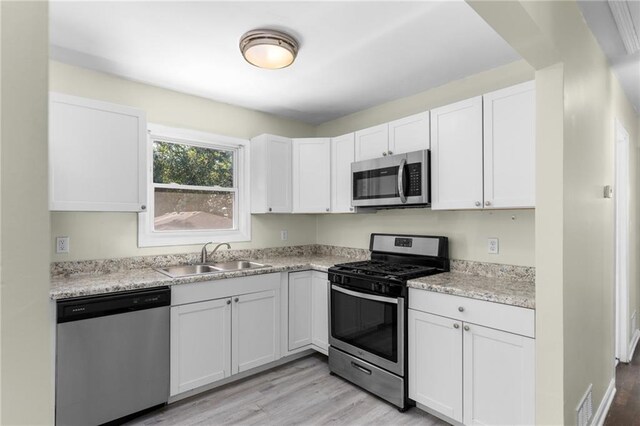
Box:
353;166;399;200
331;288;398;362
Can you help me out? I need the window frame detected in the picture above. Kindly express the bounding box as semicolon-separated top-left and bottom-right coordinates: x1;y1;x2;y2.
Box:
138;124;250;247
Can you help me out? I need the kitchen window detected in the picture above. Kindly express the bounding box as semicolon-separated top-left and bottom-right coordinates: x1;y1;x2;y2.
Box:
138;124;250;247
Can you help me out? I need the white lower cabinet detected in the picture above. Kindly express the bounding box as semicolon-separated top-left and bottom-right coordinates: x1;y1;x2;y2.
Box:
232;290;279;374
409;290;535;426
408;310;463;423
463;323;535;426
288;271;329;354
170;298;231;396
170;274;281;397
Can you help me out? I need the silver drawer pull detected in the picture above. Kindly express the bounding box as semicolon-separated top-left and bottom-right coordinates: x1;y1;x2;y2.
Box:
453;323;460;329
351;362;372;375
464;325;470;331
458;306;465;312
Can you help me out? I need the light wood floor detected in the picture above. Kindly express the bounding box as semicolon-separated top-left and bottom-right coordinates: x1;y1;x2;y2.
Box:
127;354;449;426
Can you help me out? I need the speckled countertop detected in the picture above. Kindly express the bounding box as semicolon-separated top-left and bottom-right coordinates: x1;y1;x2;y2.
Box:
50;245;535;309
50;255;352;300
407;273;535;309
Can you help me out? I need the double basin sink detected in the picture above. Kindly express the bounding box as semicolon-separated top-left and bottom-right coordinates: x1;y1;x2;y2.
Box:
155;260;269;278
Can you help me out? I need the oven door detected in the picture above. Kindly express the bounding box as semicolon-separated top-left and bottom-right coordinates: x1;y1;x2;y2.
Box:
329;284;404;376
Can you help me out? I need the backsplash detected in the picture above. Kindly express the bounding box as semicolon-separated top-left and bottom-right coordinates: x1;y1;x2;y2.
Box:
50;245;368;277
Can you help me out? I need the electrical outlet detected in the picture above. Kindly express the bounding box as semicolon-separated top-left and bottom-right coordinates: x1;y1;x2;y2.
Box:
280;230;288;241
56;236;70;254
488;238;499;254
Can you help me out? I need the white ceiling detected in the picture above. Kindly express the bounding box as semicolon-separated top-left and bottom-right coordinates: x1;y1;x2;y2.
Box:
578;0;640;113
50;1;520;124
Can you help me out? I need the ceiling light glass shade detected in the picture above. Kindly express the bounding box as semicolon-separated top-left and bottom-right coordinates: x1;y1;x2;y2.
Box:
240;29;298;69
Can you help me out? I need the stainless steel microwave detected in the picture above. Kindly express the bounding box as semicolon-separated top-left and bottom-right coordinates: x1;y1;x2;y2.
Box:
351;149;430;208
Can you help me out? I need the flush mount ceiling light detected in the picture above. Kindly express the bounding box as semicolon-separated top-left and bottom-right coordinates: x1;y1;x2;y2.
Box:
239;29;299;69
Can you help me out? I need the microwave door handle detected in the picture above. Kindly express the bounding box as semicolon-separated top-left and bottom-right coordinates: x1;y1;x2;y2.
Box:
398;158;407;203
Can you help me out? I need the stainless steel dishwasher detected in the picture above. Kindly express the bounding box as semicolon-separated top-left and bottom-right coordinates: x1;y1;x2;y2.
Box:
56;287;171;426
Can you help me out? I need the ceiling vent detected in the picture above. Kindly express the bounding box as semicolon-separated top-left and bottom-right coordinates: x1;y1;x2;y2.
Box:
608;0;640;54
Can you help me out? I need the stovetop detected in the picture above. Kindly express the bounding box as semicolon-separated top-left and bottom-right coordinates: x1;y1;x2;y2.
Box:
329;260;443;282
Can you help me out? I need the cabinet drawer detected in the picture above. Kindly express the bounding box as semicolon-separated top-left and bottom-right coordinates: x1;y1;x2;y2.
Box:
409;289;534;338
172;273;280;306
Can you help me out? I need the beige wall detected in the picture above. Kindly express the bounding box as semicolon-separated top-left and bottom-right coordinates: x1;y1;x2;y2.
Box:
0;2;53;424
50;62;318;262
473;1;640;424
315;60;536;266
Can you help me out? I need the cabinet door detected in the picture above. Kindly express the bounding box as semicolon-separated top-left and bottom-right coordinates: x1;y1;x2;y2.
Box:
430;97;483;210
49;93;146;212
463;323;535;426
266;135;293;213
170;298;231;396
292;138;331;213
288;271;313;350
232;290;279;374
408;310;463;422
354;123;389;161
483;81;536;209
311;272;329;353
331;133;355;213
388;111;430;155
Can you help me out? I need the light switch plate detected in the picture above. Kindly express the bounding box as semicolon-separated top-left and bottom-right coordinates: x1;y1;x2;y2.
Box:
488;238;499;254
280;230;288;241
56;236;70;254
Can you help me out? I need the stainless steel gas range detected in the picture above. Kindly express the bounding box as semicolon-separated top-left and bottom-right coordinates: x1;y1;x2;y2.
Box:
328;233;449;411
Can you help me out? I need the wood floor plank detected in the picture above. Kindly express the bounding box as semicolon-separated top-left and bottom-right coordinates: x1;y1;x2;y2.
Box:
126;354;448;426
605;343;640;426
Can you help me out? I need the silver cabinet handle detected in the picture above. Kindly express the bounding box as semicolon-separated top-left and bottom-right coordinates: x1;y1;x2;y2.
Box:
485;201;491;206
475;201;481;207
388;151;393;155
326;208;330;212
382;152;387;156
458;306;465;312
234;297;239;303
453;323;460;329
226;299;231;305
140;205;146;210
464;325;470;331
268;207;272;212
349;207;354;211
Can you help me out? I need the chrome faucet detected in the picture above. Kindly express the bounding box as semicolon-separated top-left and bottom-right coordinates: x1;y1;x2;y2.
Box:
201;242;231;263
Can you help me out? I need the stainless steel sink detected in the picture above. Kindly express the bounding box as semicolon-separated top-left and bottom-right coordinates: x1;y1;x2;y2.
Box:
207;260;268;271
155;260;268;278
155;264;223;278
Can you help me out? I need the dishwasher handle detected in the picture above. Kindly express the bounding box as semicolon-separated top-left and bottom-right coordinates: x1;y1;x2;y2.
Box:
57;287;171;323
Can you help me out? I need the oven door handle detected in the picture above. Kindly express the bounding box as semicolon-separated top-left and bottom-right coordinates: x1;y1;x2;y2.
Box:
331;284;398;305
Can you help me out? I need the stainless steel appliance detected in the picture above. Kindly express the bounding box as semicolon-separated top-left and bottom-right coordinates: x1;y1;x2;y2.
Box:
351;149;430;208
328;234;449;411
56;287;171;425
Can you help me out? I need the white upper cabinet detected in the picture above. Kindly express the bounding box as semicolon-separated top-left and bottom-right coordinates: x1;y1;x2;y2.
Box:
354;123;389;161
49;93;147;212
483;81;536;208
354;112;430;162
330;133;355;213
292;138;331;213
430;96;484;210
250;134;292;213
388;111;430;155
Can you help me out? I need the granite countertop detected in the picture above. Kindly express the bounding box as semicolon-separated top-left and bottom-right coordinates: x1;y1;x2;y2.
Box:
407;272;535;309
50;255;352;300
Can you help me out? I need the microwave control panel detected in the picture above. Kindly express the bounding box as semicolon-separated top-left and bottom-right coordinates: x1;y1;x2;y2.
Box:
406;163;422;196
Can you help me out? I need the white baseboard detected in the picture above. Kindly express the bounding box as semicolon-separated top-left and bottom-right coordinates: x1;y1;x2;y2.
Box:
591;378;616;426
628;329;640;360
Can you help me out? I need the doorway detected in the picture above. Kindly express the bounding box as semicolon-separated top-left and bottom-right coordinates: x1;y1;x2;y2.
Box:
615;119;631;363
